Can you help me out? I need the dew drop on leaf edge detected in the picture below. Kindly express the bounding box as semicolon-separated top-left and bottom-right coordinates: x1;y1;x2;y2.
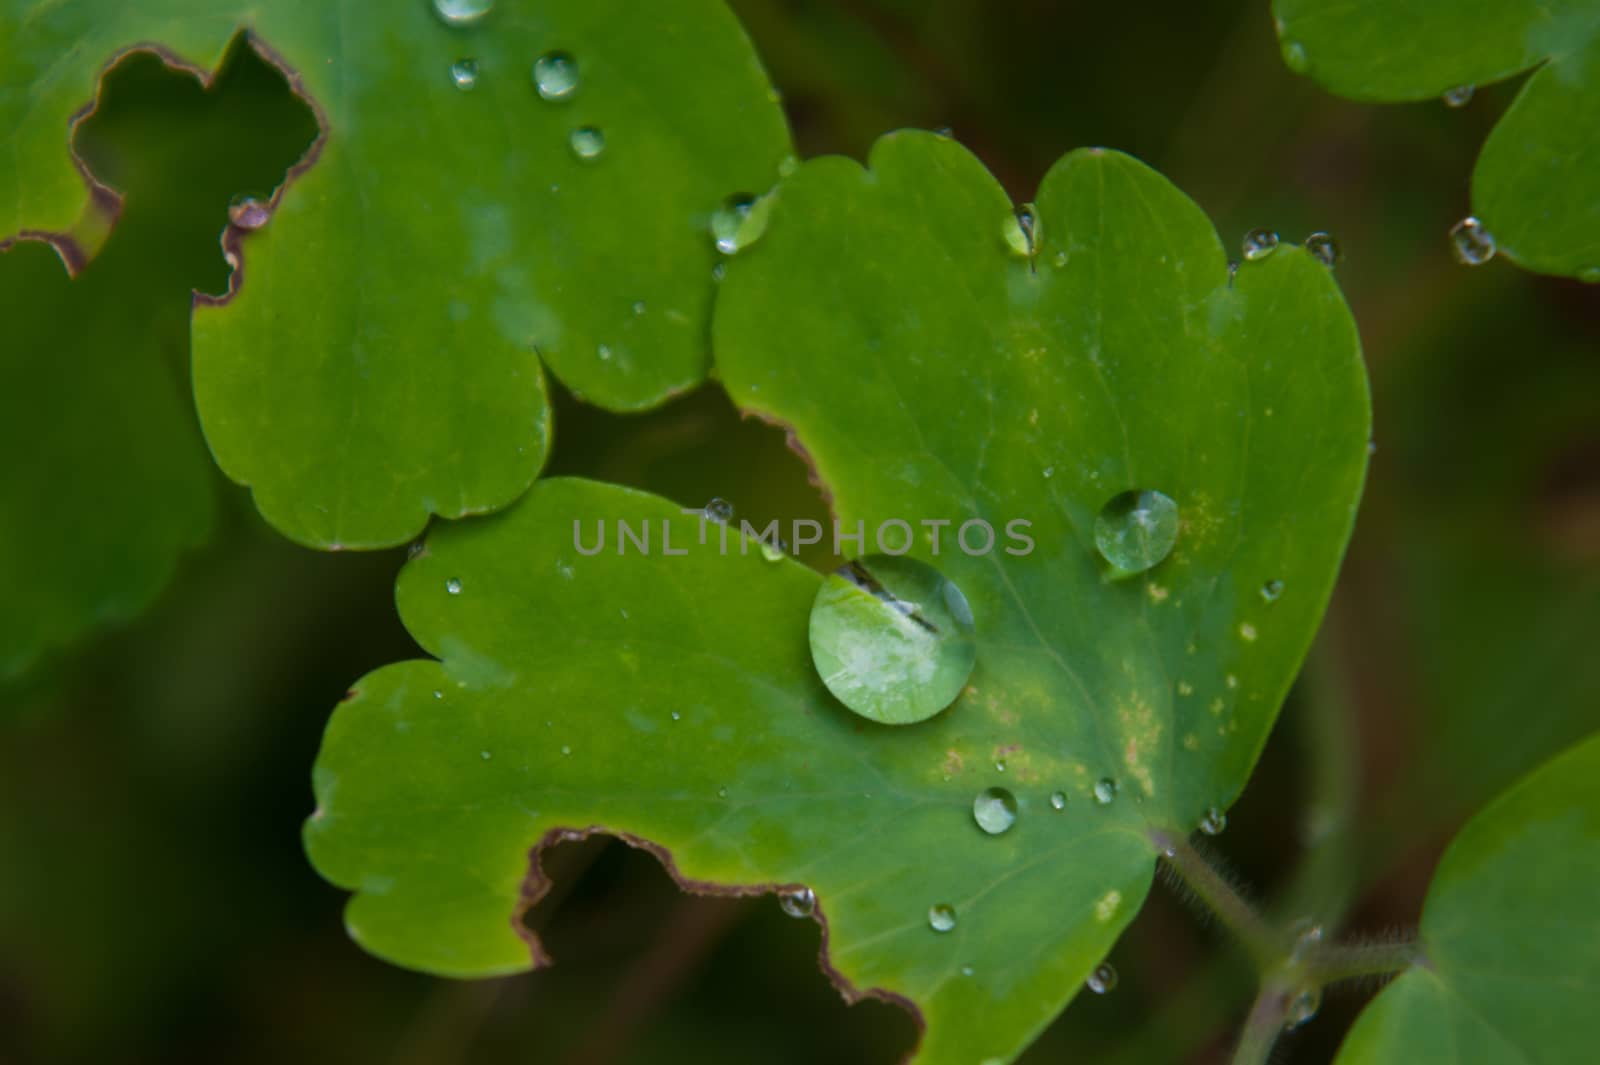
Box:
972;786;1019;835
808;555;978;726
928;903;957;932
1199;806;1226;835
1094;489;1179;575
1304;232;1339;267
1086;963;1118;993
1242;227;1279;261
778;886;815;919
533;51;579;101
704;497;734;524
709;193;769;255
1449;217;1496;266
1285;987;1322;1029
1442;84;1474;108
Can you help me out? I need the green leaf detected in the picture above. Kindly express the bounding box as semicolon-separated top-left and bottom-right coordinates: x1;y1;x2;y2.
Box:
1272;0;1600;280
0;44;314;681
305;136;1370;1064
4;1;793;548
1334;731;1600;1064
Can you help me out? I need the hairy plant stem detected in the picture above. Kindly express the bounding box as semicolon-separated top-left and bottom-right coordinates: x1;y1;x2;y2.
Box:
1157;829;1425;1065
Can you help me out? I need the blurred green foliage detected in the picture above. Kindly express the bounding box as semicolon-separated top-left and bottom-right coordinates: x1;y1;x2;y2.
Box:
1;2;1596;1063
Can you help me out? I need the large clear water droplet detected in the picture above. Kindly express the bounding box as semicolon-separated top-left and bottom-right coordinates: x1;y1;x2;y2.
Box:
1284;986;1322;1029
1094;489;1179;574
809;555;977;725
928;903;957;932
1442;84;1475;108
1199;806;1227;835
1242;228;1280;261
973;787;1019;835
449;58;479;90
1304;232;1339;268
569;126;606;161
1449;217;1496;265
778;886;816;918
433;0;492;26
1093;778;1118;805
532;51;579;101
1086;963;1118;993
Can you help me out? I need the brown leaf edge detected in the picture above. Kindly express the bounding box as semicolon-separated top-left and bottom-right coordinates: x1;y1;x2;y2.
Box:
514;825;925;1063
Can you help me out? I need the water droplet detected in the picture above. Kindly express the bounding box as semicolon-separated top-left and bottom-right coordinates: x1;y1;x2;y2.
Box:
445;578;463;595
933;125;954;138
777;153;799;177
1260;579;1284;602
569;125;606;161
973;787;1019;835
709;192;769;255
480;750;492;760
1002;202;1040;259
1094;489;1180;574
1284;986;1321;1029
1242;228;1280;261
1291;919;1325;960
1049;791;1067;811
704;497;734;524
1239;622;1258;642
228;195;271;231
778;886;815;918
928;903;957;932
760;538;787;562
1304;232;1339;267
711;262;726;282
432;690;443;699
808;556;977;725
532;51;579;101
1198;806;1226;835
560;744;572;756
1053;250;1068;268
449;58;479;90
1086;963;1118;994
407;540;426;560
1449;217;1496;265
433;0;492;26
631;299;647;315
1281;39;1309;73
717;786;729;799
961;964;975;976
1578;266;1600;284
1042;465;1054;479
1093;778;1118;805
1442;84;1475;108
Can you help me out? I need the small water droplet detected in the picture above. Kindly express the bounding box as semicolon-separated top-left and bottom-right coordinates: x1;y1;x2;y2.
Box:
808;555;977;725
1049;791;1067;811
670;711;681;722
704;497;734;524
1003;202;1040;259
711;262;726;282
228;195;272;230
432;0;492;26
449;58;479;90
445;578;463;595
1086;963;1118;994
717;786;729;798
407;540;426;560
1449;217;1496;265
1442;84;1475;108
928;903;957;932
1053;250;1068;268
532;51;579;101
933;125;954;138
709;192;769;255
1290;919;1325;960
569;125;606;160
1093;778;1118;805
632;299;647;315
597;343;613;362
1094;489;1179;574
1284;987;1322;1029
778;886;815;918
432;690;443;699
994;760;1006;773
777;153;799;177
961;964;975;977
480;750;492;760
1239;622;1258;642
1260;579;1284;602
1042;465;1054;479
973;787;1019;835
560;744;572;756
1198;806;1226;835
1281;39;1309;73
1304;232;1340;267
1242;228;1280;261
760;538;786;562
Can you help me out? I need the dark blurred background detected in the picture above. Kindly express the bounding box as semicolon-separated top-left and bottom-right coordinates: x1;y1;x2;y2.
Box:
3;1;1597;1063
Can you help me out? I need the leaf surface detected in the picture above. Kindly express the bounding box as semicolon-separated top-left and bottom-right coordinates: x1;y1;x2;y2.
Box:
306;136;1371;1064
1272;0;1600;279
1335;731;1600;1064
3;0;793;546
